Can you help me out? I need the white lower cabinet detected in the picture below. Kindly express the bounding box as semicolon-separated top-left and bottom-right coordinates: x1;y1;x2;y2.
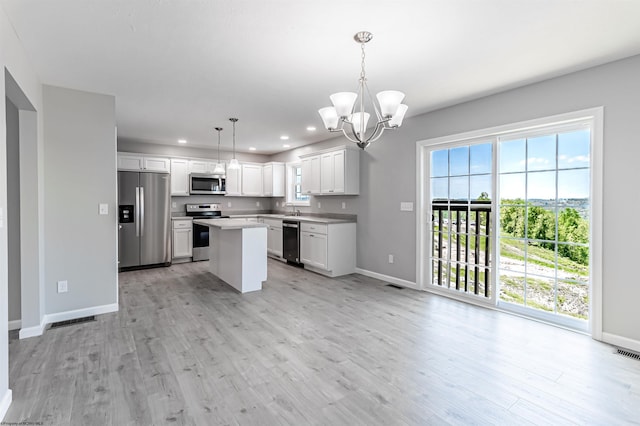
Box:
300;222;355;277
301;231;328;269
172;219;193;259
264;218;283;257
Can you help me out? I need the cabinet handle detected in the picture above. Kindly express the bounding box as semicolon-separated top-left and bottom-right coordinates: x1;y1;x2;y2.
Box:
329;190;334;192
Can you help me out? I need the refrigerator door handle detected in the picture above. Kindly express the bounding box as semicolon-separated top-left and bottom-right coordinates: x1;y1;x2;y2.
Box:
140;186;145;237
135;186;140;237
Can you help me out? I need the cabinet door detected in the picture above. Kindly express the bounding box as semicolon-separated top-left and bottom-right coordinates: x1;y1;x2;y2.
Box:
225;166;242;195
263;164;273;196
271;163;285;197
320;153;334;194
267;226;280;256
144;157;171;172
170;159;190;196
242;164;263;196
117;154;144;171
301;231;327;269
332;150;345;193
172;228;193;258
301;155;321;195
188;160;208;174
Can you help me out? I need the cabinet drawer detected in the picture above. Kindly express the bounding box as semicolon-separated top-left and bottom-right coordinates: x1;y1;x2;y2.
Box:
300;222;327;234
172;220;193;229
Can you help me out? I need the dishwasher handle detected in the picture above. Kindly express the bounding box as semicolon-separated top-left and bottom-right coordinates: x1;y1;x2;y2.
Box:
282;222;299;228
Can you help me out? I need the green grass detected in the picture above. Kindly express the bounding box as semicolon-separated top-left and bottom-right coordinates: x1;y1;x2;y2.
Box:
500;238;588;277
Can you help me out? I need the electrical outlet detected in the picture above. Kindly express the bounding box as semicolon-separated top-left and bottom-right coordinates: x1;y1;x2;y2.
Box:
400;202;414;212
317;202;321;209
256;201;261;207
227;202;232;207
388;254;394;264
171;201;177;208
99;203;108;215
342;202;346;209
57;280;68;293
276;201;279;207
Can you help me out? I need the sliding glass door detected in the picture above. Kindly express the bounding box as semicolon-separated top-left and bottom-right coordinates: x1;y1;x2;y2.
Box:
420;112;598;331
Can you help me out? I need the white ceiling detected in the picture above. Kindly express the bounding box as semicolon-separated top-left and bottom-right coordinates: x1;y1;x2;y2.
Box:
3;1;640;154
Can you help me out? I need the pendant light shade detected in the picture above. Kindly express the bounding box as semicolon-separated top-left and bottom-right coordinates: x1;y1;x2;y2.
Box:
228;117;240;170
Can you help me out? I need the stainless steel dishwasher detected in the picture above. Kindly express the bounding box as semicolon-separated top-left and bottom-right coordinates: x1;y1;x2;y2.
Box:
282;220;302;265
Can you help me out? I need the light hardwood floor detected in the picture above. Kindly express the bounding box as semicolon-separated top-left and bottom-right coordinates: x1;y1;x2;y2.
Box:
5;259;640;425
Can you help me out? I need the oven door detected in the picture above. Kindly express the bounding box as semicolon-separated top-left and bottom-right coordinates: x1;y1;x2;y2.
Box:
192;223;210;261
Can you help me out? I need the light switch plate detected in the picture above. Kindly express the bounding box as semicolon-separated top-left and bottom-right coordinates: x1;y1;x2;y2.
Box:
400;202;414;212
99;203;109;215
57;280;68;293
317;202;321;209
172;202;177;208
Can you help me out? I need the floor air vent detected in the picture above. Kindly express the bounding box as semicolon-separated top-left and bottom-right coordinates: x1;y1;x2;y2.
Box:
386;284;404;289
615;348;640;361
50;316;96;329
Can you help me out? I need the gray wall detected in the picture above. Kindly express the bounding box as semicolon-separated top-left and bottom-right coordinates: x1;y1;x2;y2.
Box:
172;194;273;215
291;54;638;342
118;138;270;163
43;85;117;314
5;97;20;322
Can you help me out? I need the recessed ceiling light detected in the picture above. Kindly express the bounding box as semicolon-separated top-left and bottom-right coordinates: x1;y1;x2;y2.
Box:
178;139;187;144
283;144;290;148
280;135;289;140
249;147;257;151
306;126;316;131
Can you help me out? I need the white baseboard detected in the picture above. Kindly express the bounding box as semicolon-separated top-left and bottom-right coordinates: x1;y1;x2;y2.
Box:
602;332;640;353
43;303;119;325
354;268;419;290
0;389;12;421
19;320;45;339
7;320;21;331
19;303;118;340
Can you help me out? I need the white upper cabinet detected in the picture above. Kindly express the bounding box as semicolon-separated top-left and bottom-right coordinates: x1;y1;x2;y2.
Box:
226;166;242;196
301;146;359;195
242;163;263;196
143;156;171;172
188;160;222;174
170;158;190;196
262;162;285;197
118;153;170;172
301;155;321;195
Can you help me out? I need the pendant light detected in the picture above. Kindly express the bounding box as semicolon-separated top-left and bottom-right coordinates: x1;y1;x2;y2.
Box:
212;127;225;175
228;117;240;170
318;31;408;150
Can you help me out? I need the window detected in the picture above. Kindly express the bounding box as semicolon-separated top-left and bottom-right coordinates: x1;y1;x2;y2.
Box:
286;163;310;206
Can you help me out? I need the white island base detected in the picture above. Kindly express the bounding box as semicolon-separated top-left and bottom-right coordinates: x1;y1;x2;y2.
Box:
194;219;267;293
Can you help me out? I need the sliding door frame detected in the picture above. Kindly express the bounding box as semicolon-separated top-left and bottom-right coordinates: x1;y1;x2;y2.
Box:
416;107;603;339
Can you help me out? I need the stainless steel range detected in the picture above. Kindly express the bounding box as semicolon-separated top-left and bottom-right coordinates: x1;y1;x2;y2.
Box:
185;203;228;261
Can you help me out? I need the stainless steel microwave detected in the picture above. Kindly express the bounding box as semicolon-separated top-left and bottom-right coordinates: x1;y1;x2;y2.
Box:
189;173;226;195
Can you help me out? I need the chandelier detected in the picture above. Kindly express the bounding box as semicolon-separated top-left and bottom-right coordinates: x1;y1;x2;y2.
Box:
318;31;408;149
212;127;225;175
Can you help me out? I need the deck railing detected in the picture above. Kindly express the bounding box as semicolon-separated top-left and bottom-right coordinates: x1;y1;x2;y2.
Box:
432;200;491;298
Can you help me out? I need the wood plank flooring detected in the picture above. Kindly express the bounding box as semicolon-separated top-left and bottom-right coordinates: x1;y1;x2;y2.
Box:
5;259;640;425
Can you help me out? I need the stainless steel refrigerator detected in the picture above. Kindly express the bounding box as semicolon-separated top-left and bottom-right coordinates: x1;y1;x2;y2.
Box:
118;171;171;270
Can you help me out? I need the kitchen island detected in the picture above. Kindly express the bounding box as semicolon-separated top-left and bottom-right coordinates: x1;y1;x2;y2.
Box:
193;218;267;293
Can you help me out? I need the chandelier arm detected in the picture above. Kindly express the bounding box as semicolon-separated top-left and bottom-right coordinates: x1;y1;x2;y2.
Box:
364;121;386;144
363;79;384;122
342;124;365;144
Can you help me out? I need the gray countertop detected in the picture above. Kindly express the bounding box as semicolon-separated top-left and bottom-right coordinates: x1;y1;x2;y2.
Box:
171;216;193;220
229;214;356;224
193;218;268;230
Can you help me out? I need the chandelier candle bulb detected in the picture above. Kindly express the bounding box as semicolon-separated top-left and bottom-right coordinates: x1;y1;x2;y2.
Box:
318;31;408;149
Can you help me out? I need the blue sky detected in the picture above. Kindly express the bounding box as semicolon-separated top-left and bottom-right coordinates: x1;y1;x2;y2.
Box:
431;129;590;201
